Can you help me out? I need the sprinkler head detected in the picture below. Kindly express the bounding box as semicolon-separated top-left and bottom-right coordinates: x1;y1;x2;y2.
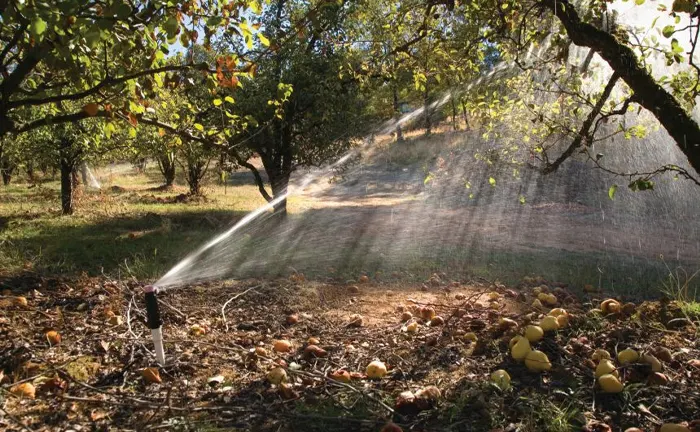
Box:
144;285;165;366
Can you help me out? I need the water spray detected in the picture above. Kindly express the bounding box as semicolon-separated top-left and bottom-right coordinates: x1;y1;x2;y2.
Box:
143;285;165;365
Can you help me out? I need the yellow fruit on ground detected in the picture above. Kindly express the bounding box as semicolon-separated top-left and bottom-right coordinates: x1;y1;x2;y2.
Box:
592;349;611;362
548;308;567;317
141;367;162;384
400;311;413;321
420;307;436;321
525;350;552;372
464;332;478;343
490;369;511;390
532;299;543;308
10;382;35;399
273;340;293;352
601;299;621;314
46;330;61;346
498;318;518;330
598;374;624;393
537;293;549;302
556;314;569;328
488;291;500;301
623;429;644;432
524;325;544;343
509;335;524;349
540;316;559;332
406;322;418;333
13;296;28;306
595;359;617;378
267;367;288;385
358;275;369;283
430;316;445;326
618;348;640;364
543;294;558;305
659;424;691;432
366;360;387;379
641;353;663;372
511;336;532;361
330;369;351;383
307;337;320;345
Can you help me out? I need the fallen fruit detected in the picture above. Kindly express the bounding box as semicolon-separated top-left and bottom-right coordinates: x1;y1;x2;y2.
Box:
109;315;123;326
380;422;404;432
307;337;320;345
548;308;567;317
592;349;612;362
524;325;544;343
499;318;518;330
653;347;673;363
641;353;663;372
532;299;543;308
14;296;28;307
598;373;624;393
525;350;552;372
415;385;441;404
490;369;511;390
273;340;292;352
46;330;61;346
659;424;691;432
601;299;621;314
366;360;387;379
511;336;532;361
330;369;351;383
430;316;445;326
623;428;644;432
278;382;298;399
618;348;640;364
540;316;559;332
10;382;35;399
509;335;525;349
400;311;413;321
141;367;162;384
488;291;500;301
543;294;558;305
358;275;370;283
406;322;418;333
420;307;436;321
595;359;617;378
189;324;205;336
556;314;569;328
464;332;478;343
303;345;327;358
267;367;287;385
648;372;670;386
286;314;299;325
255;347;268;357
348;314;364;327
621;302;636;315
395;390;416;410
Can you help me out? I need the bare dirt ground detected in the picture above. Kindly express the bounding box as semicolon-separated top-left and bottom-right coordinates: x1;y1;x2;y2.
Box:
2;274;699;431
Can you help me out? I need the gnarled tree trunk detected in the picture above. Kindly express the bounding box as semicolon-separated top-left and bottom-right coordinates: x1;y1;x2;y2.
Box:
60;155;74;215
544;0;700;175
157;153;176;187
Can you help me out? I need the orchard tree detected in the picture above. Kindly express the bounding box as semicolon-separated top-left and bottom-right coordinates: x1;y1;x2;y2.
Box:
205;0;373;215
0;0;253;142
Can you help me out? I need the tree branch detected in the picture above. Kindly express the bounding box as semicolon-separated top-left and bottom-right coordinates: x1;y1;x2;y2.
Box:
7;63;212;109
228;146;273;202
542;71;620;174
542;0;700;176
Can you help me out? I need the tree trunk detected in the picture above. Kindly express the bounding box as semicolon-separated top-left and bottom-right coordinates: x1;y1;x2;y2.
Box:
0;146;14;185
26;162;35;183
392;86;404;142
60;156;74;215
545;0;700;175
269;169;290;217
185;159;205;196
461;101;469;130
157;154;176;187
1;168;11;185
451;97;458;131
424;85;432;136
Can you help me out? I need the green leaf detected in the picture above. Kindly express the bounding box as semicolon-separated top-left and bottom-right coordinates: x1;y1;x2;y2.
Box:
194;123;204;131
115;2;132;19
30;18;47;37
662;25;675;38
213;98;223;106
519;195;526;205
258;33;270;47
635;0;645;5
608;184;617;200
489;177;496;186
671;38;684;53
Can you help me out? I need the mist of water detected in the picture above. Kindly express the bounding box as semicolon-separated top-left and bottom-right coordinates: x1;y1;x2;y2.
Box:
152;1;700;297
